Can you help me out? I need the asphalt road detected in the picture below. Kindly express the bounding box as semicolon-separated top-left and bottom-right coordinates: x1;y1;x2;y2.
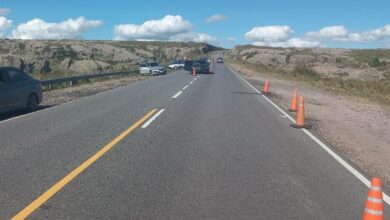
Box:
0;63;389;219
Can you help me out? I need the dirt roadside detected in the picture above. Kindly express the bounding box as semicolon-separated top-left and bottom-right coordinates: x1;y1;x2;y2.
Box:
42;75;148;106
228;63;390;188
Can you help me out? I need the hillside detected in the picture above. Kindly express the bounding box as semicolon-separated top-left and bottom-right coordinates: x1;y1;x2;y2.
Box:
0;39;220;79
230;45;390;81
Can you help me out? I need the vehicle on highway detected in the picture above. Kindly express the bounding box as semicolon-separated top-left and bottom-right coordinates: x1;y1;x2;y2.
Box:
168;60;185;69
184;60;193;72
217;58;224;63
192;59;210;74
139;62;167;75
0;67;42;114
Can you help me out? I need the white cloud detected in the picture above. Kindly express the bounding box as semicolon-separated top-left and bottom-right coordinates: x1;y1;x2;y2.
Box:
306;25;390;43
0;8;11;16
306;25;348;39
245;25;320;48
0;16;12;30
169;32;216;43
113;15;192;41
205;14;228;23
253;38;321;48
245;25;293;42
226;36;236;43
11;17;102;39
0;16;12;37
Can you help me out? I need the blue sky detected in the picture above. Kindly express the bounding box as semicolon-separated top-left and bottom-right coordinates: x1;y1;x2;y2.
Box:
1;0;390;48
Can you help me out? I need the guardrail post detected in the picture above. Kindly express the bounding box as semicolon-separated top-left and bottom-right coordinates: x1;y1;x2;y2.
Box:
69;81;73;86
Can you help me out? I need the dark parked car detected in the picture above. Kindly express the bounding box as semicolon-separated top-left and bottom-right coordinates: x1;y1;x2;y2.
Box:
0;67;42;114
192;60;210;74
184;60;193;71
217;57;224;63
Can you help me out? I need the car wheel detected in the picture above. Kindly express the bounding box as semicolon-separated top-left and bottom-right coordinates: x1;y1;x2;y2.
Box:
26;94;39;112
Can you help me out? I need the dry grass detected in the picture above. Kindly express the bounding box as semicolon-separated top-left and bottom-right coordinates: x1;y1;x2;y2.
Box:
226;56;390;105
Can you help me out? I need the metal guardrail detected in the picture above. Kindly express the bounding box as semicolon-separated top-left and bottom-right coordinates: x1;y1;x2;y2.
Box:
40;70;138;89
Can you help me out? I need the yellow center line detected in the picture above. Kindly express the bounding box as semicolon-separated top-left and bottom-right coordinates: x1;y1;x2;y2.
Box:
12;109;158;220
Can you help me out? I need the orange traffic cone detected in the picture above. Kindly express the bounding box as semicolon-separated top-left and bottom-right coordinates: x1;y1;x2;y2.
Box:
363;178;385;220
291;96;311;129
289;88;299;112
192;67;196;77
262;79;270;94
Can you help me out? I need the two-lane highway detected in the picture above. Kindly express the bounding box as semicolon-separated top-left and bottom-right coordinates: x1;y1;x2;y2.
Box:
1;64;389;219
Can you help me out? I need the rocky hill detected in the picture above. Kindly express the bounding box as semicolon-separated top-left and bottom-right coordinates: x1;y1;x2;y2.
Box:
231;45;390;81
0;39;220;77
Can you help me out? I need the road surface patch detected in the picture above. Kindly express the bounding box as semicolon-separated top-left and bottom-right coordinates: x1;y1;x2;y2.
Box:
12;109;158;220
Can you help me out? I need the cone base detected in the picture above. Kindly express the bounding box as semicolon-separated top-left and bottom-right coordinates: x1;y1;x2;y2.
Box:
262;91;270;95
288;109;297;112
290;124;312;129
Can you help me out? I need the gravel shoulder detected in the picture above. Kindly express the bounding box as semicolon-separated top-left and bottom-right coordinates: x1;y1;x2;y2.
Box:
228;63;390;188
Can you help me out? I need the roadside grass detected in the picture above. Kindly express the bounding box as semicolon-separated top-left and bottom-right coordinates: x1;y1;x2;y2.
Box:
225;56;390;106
350;49;390;67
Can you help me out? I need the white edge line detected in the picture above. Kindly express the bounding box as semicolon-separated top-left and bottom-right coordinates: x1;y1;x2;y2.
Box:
141;109;165;128
183;85;189;90
189;81;193;85
172;91;183;99
230;67;390;205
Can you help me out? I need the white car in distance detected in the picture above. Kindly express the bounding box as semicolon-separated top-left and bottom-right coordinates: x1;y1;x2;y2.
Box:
168;60;185;69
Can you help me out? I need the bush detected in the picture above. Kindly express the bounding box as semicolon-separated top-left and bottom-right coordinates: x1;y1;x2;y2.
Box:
371;57;381;67
294;63;319;79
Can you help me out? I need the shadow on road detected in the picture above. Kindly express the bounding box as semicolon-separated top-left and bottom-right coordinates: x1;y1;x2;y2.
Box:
0;105;53;122
233;91;260;95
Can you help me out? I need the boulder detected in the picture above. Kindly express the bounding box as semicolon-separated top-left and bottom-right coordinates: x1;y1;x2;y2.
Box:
25;60;51;73
289;55;316;64
0;54;25;69
59;57;73;70
68;60;112;73
112;48;139;62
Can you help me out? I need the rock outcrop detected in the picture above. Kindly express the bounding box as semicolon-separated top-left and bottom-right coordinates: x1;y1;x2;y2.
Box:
231;46;388;80
0;54;25;69
0;39;219;75
67;60;112;73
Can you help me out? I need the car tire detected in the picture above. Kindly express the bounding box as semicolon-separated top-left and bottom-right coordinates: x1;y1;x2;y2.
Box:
26;94;39;112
